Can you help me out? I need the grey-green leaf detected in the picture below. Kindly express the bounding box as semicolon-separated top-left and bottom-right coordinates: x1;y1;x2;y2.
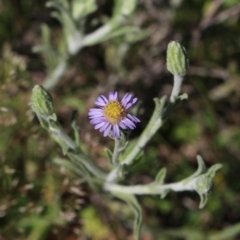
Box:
154;168;167;184
113;192;142;240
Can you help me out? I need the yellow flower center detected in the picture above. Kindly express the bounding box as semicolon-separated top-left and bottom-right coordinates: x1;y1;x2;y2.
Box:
103;101;126;124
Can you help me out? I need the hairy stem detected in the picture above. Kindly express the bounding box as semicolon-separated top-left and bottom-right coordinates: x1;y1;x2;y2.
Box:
170;74;184;102
104;178;197;195
112;138;122;166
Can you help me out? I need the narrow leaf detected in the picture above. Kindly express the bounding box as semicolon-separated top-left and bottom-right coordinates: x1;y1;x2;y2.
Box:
183;155;206;184
199;193;208;209
207;163;223;178
154;168;167;184
104;148;113;163
113;192;142;240
70;110;80;146
160;189;170;199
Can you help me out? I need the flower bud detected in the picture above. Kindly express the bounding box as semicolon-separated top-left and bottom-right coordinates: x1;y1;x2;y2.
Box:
122;0;137;15
31;85;54;117
72;0;97;20
167;41;188;76
115;0;137;16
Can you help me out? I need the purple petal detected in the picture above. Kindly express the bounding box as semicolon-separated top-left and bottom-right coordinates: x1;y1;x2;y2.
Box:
95;100;106;107
127;114;140;123
125;93;133;103
89;116;104;120
90;117;105;125
113;124;120;138
126;103;133;109
88;112;103;117
119;121;127;129
88;109;103;118
99;122;110;132
109;91;118;101
99;95;109;104
88;109;103;115
109;92;114;101
89;115;103;120
121;93;129;103
122;118;136;129
94;121;106;130
122;93;132;104
132;98;138;104
88;113;104;119
126;98;138;109
89;108;102;112
94;96;107;106
113;92;118;100
103;125;112;137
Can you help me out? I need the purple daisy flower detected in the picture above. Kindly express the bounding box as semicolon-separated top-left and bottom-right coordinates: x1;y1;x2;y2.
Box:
88;92;140;138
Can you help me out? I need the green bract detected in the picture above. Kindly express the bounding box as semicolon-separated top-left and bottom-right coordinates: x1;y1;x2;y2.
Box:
167;41;188;76
195;174;213;195
31;85;54;118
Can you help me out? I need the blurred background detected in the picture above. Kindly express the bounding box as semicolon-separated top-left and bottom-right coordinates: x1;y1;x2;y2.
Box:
0;0;240;239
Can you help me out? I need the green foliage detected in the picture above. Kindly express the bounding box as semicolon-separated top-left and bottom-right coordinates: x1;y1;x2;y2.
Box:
1;0;240;239
80;207;110;240
170;119;201;143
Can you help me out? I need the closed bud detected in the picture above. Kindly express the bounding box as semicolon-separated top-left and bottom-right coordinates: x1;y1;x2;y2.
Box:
121;0;137;15
167;41;188;76
115;0;137;16
72;0;97;21
31;85;54;118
